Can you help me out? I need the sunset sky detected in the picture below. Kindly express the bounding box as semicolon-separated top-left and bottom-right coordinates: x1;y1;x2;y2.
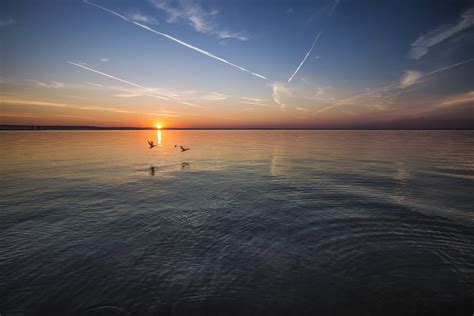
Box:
1;0;473;128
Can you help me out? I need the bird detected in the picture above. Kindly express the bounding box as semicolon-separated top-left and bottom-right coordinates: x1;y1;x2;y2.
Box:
147;140;156;149
150;166;155;176
180;145;190;152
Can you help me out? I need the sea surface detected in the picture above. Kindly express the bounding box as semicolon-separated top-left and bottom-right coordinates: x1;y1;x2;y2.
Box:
1;130;473;315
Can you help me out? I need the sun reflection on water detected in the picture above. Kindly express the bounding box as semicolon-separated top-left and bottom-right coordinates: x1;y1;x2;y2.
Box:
157;129;162;146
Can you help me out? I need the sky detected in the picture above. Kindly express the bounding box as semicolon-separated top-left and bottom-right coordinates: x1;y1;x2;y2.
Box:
1;0;473;128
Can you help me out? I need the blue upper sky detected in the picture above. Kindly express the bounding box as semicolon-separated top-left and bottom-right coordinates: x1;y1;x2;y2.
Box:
1;0;473;128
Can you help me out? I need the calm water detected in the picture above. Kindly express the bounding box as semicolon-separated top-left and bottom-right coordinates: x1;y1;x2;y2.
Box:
1;130;473;315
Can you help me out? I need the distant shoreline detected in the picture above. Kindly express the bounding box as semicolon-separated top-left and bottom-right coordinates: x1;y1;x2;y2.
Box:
0;125;472;131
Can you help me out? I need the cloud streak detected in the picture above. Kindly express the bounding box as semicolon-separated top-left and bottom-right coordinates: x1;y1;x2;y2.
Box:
149;0;247;41
1;97;133;114
84;0;267;80
328;0;340;16
272;82;292;109
409;5;474;59
317;57;474;113
288;32;322;83
400;70;422;88
0;17;15;27
30;80;65;88
438;91;474;108
0;112;97;120
127;12;158;25
68;61;203;108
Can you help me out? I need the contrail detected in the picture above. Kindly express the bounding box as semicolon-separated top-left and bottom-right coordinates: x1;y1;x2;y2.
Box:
420;57;474;78
328;0;340;16
317;57;474;113
68;61;203;108
84;0;268;81
288;32;322;83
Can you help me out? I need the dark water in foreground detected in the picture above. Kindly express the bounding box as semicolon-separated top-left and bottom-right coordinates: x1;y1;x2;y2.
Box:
1;130;473;315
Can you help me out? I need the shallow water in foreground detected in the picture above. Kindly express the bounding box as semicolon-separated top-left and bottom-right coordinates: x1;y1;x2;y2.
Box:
1;130;473;315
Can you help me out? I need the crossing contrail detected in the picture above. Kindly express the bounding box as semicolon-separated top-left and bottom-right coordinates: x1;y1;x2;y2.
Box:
84;0;268;81
316;57;474;113
288;32;322;83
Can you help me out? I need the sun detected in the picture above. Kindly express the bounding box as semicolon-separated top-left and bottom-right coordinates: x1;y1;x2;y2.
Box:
156;123;162;129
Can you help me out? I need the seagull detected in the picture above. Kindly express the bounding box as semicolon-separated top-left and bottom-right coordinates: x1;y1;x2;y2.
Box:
147;140;156;149
180;145;190;152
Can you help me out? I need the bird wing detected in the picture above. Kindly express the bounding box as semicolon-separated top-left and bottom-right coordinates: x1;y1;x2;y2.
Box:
147;140;152;146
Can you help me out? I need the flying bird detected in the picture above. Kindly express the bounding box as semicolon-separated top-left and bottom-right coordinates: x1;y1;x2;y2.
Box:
180;146;190;152
147;140;157;149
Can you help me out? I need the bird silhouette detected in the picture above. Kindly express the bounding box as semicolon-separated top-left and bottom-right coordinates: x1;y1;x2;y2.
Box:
180;145;190;152
147;140;156;149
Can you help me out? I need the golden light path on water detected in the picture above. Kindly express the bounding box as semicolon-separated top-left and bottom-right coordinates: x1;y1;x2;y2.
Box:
156;124;162;146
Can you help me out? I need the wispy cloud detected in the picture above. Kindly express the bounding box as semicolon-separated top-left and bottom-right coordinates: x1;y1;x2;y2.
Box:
328;0;340;16
438;91;474;108
86;81;104;87
0;17;15;27
1;97;135;115
400;70;422;88
408;5;474;59
288;32;322;83
272;82;291;109
317;57;474;113
111;86;229;104
30;80;64;88
242;97;270;102
100;58;109;62
149;0;247;41
214;30;248;41
296;106;309;111
127;12;158;25
194;92;228;101
150;0;216;31
145;112;181;117
239;101;272;107
0;112;97;120
2;98;72;108
84;0;267;80
240;97;275;107
69;95;88;100
68;61;203;108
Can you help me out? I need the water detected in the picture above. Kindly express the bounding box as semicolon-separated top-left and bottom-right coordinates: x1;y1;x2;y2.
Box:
1;130;473;315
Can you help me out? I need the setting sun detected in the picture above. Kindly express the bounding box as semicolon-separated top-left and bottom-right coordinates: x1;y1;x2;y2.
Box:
1;1;473;314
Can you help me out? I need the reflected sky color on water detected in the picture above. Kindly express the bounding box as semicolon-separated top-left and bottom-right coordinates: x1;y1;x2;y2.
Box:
0;130;473;315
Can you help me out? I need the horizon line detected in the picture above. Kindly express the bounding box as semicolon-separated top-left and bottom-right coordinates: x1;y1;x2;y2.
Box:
1;125;473;131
